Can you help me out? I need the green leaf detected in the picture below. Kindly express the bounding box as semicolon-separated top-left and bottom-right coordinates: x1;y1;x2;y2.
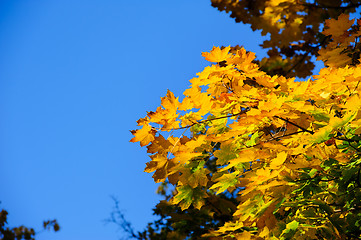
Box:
311;111;330;122
308;169;318;177
179;160;209;188
256;199;276;217
329;111;356;129
214;141;238;165
190;123;206;133
342;167;358;183
208;117;228;134
173;185;193;210
286;220;299;231
210;171;239;194
280;220;299;239
246;131;260;147
172;185;206;210
310;126;333;144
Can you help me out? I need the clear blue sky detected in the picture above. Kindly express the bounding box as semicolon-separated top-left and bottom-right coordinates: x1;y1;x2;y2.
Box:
0;1;268;239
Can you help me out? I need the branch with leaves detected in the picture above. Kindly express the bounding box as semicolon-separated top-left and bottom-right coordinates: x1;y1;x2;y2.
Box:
131;13;361;240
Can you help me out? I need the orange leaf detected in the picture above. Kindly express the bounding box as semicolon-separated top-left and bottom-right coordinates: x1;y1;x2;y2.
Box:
130;124;155;146
202;46;231;62
323;13;354;37
161;89;179;113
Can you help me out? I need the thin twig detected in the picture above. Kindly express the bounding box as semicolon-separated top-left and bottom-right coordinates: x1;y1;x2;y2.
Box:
159;110;249;131
285;52;309;77
105;196;139;240
274;116;315;134
354;80;360;93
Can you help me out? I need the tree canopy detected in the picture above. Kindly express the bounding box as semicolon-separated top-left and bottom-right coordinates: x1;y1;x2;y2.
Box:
130;2;361;239
211;0;361;78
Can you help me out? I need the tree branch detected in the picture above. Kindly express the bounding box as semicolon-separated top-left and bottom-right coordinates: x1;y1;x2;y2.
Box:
105;196;139;240
160;109;249;131
274;116;315;134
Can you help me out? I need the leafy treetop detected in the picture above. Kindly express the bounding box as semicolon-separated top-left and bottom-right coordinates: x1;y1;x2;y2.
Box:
211;0;361;78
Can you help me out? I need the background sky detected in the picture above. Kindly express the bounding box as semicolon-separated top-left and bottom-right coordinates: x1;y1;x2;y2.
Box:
0;1;276;239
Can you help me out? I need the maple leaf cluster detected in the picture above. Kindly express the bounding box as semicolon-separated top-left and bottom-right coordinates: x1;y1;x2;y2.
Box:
211;0;361;78
131;14;361;239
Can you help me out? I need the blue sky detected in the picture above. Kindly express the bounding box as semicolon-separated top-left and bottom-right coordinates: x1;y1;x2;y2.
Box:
0;1;268;239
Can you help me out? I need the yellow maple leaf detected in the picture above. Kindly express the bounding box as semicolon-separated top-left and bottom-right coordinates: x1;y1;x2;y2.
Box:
202;46;231;62
173;151;203;165
235;231;251;240
144;154;167;173
178;96;194;111
185;134;207;149
249;167;283;187
255;75;277;88
269;151;288;169
292;79;310;96
195;92;214;116
147;107;170;124
147;107;179;130
344;95;361;112
161;89;179;113
231;149;257;163
144;154;171;183
130;124;155;146
329;111;356;129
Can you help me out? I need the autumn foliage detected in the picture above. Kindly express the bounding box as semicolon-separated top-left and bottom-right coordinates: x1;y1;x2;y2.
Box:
211;0;361;78
131;6;361;240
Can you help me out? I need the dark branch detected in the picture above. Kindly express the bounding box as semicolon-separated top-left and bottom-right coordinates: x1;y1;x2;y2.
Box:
274;116;315;134
105;196;139;240
285;52;309;77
